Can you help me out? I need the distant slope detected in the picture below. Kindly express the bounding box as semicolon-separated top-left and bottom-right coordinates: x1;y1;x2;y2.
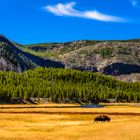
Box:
60;41;140;75
22;40;140;79
0;35;64;72
2;35;140;82
20;40;100;60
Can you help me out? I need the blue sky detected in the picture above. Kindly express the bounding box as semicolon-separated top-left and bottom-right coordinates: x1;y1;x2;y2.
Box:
0;0;140;44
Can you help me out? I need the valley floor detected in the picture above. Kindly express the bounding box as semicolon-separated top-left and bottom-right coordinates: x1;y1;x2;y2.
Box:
0;103;140;140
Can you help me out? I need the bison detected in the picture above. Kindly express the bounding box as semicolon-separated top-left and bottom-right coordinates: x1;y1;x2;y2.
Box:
94;115;111;122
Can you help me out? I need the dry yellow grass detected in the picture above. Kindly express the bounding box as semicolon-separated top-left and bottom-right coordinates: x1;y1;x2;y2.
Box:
0;104;140;115
0;104;139;140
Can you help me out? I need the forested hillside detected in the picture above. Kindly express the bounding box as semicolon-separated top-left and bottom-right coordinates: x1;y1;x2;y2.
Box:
0;68;140;103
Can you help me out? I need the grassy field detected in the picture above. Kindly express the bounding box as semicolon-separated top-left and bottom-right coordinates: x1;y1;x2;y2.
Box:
0;104;140;140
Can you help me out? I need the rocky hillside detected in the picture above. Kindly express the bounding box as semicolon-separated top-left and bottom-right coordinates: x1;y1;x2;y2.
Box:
61;42;140;75
0;35;140;82
0;35;64;72
22;40;140;82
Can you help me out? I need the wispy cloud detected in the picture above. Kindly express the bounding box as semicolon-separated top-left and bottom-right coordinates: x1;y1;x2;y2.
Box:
130;0;140;7
44;2;127;22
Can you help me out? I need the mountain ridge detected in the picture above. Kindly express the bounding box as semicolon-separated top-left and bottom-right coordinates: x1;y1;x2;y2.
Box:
0;35;140;82
0;35;64;72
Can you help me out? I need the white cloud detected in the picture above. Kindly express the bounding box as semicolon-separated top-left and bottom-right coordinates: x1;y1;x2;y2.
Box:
130;0;140;7
44;2;126;22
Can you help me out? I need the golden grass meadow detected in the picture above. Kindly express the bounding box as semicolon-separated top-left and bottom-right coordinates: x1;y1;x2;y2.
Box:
0;104;140;140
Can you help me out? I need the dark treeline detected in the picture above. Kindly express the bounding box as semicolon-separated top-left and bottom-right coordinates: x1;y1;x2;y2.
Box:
0;67;140;102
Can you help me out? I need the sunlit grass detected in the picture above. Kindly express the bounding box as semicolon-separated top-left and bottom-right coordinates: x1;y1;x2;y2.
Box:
0;104;140;140
0;103;140;115
21;47;60;59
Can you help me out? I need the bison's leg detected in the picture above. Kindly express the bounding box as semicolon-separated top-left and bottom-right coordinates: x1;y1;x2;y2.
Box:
94;120;97;123
94;119;99;123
